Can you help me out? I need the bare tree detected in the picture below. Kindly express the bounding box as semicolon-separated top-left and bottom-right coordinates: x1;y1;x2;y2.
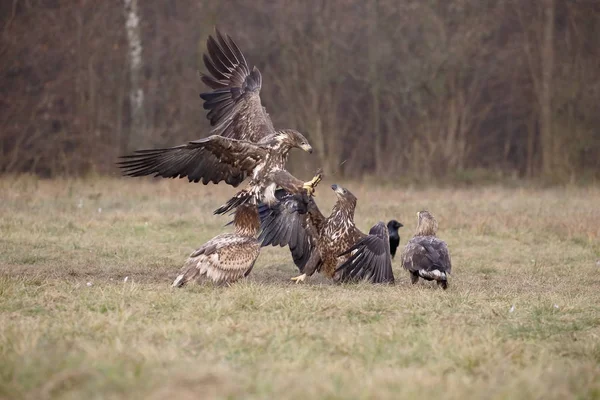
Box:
123;0;145;152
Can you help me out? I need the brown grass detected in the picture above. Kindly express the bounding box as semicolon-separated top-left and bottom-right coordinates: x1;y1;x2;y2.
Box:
1;176;599;400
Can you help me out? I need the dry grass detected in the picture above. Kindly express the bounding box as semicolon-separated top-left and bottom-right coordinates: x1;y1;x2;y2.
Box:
1;176;599;400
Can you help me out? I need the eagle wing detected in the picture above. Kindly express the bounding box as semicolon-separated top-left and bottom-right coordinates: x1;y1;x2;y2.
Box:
200;29;275;142
335;222;395;284
172;233;261;286
401;236;452;281
257;189;316;272
118;135;267;185
119;30;275;186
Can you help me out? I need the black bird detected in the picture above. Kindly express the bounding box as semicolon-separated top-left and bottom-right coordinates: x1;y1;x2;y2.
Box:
387;220;404;259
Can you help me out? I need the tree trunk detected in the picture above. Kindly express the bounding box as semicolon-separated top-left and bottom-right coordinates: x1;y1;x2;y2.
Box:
123;0;146;152
367;0;383;175
540;0;555;177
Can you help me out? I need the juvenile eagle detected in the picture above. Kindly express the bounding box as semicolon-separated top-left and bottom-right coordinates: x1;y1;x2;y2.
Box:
259;184;394;284
118;29;317;214
401;210;452;289
387;219;404;259
172;203;261;286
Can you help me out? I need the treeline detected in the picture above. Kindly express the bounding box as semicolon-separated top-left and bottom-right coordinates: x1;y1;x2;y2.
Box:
1;0;599;183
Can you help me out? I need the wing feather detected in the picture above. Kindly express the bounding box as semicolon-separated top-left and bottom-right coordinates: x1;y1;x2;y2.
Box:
118;135;266;186
172;233;260;286
335;222;395;284
256;190;314;272
199;29;275;142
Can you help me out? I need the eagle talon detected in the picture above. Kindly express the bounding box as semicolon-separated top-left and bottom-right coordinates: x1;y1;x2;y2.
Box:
302;171;323;197
303;183;316;197
291;273;307;283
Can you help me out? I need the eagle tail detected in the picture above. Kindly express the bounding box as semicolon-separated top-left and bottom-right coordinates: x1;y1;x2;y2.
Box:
417;269;448;289
214;190;254;215
172;267;200;288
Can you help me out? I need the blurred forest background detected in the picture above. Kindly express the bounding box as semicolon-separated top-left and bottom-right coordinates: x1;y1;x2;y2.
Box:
1;0;599;184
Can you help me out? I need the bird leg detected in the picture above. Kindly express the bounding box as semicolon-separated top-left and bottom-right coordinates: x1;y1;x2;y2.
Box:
302;168;323;197
291;273;307;284
410;272;419;284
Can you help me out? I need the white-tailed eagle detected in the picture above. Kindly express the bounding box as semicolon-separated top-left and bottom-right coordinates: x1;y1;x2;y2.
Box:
118;29;318;214
401;210;452;289
172;203;261;286
258;184;394;284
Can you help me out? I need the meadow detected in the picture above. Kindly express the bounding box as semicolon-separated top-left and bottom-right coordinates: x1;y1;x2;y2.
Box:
0;176;599;399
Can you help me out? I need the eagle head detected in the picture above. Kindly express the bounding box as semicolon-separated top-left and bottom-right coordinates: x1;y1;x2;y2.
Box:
331;184;357;205
416;210;438;236
276;129;313;154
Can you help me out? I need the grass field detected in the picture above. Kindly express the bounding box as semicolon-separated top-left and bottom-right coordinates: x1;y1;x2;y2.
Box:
1;176;599;400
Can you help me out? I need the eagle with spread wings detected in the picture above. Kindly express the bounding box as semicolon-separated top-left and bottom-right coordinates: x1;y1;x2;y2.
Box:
172;203;261;286
401;210;452;289
118;29;319;214
258;184;394;284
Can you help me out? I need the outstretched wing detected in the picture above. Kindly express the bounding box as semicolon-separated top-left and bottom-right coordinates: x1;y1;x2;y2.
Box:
200;29;276;142
118;135;267;186
336;222;394;284
257;189;315;272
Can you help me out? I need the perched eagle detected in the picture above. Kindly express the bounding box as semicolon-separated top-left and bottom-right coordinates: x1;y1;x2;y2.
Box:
258;184;394;284
172;203;261;286
118;29;317;214
401;210;452;289
387;219;404;259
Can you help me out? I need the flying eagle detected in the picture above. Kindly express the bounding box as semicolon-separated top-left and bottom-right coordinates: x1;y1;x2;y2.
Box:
401;210;452;289
387;219;404;259
117;29;318;214
258;184;394;284
172;203;261;286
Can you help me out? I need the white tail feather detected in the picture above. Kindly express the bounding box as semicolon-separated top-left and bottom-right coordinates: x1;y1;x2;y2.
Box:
172;274;185;287
418;269;447;281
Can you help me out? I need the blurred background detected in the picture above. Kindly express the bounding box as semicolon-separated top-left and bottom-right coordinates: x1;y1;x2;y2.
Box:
1;0;599;184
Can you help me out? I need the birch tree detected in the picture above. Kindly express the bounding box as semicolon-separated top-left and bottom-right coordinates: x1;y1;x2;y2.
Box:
123;0;146;151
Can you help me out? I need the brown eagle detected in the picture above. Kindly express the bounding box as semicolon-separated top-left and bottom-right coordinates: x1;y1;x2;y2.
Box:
401;210;452;289
258;184;394;284
172;203;261;286
118;29;317;214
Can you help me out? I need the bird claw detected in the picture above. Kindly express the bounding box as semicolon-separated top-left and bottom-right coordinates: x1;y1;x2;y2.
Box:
302;182;316;197
290;273;307;284
302;169;323;197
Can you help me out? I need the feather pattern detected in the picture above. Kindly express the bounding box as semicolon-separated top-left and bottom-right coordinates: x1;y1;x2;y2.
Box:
336;222;395;284
401;211;452;289
173;204;261;286
256;184;389;283
119;29;315;212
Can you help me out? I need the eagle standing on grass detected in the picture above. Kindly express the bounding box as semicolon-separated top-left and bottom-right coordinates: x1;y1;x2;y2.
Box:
259;184;394;284
172;204;261;286
401;210;452;289
118;29;319;214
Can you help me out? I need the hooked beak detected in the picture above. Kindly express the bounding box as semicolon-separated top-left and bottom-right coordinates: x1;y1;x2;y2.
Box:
398;223;404;228
301;143;313;154
331;184;343;195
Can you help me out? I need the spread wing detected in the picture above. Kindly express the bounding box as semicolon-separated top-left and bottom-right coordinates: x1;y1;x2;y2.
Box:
118;29;275;186
401;236;452;275
172;233;261;286
118;135;267;185
335;222;395;284
257;189;316;272
200;29;276;142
